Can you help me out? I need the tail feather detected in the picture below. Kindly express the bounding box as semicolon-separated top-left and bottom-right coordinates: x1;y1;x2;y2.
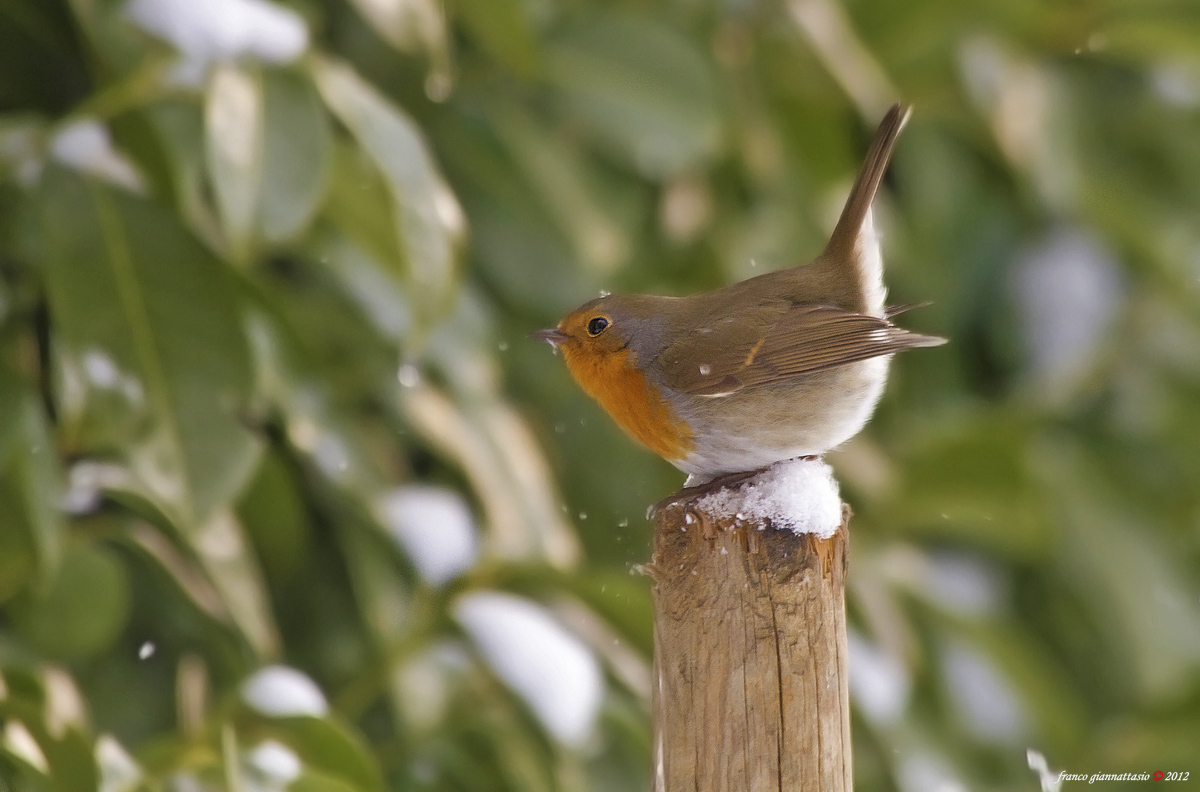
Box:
825;103;910;260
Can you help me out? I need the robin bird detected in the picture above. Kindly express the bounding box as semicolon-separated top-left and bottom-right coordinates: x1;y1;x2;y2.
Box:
533;104;944;484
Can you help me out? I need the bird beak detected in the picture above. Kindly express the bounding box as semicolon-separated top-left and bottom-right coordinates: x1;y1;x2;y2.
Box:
530;328;569;347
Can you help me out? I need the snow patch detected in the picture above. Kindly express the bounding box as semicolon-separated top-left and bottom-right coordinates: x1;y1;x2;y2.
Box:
897;750;966;792
695;457;842;538
62;461;135;515
847;629;910;726
942;640;1026;743
241;666;328;718
96;735;143;792
313;433;351;480
920;552;1005;615
378;486;478;586
79;348;145;405
454;591;602;746
124;0;308;83
50;120;144;190
1011;229;1123;395
1152;61;1200;108
247;740;302;784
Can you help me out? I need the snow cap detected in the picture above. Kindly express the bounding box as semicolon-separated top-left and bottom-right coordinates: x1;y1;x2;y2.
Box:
695;457;842;538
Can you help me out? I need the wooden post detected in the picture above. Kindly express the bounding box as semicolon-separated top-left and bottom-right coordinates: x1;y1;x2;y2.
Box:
650;495;852;791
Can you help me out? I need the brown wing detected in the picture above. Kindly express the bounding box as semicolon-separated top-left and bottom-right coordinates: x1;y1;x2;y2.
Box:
659;304;945;397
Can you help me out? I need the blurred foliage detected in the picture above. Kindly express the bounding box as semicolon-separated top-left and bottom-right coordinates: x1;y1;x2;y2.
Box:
1;0;1200;790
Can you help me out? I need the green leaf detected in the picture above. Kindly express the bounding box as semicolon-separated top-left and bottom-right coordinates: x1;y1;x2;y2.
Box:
0;474;39;605
109;106;183;206
0;114;44;182
307;227;412;343
1096;14;1200;61
258;68;331;244
342;0;452;96
454;0;540;76
181;65;329;256
290;771;363;792
884;413;1051;558
432;117;597;310
343;0;444;54
335;521;419;721
491;104;630;273
0;733;51;787
237;448;313;586
324;141;407;275
37;722;99;792
39;167;262;531
206;64;264;261
312;57;463;313
957;623;1086;752
12;538;130;659
257;717;384;792
400;380;579;566
192;509;280;659
1060;485;1200;704
144;99;225;251
60;0;161;76
0;368;63;603
543;12;724;178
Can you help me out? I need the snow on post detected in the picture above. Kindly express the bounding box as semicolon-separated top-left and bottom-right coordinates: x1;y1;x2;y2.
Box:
694;457;842;538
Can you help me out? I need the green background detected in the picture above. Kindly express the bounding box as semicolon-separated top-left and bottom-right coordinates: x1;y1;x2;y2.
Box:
1;0;1199;789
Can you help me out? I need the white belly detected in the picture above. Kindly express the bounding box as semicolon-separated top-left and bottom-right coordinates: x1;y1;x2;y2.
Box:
673;356;890;480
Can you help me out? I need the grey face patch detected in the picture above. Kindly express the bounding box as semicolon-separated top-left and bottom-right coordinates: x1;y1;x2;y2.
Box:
587;295;676;368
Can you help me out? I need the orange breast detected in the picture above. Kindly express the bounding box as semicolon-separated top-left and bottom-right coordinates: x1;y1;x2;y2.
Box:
562;345;695;462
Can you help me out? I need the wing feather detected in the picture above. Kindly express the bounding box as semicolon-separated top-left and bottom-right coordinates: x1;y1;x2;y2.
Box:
659;304;944;396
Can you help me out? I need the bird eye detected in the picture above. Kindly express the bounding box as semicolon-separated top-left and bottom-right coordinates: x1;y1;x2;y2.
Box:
587;316;610;336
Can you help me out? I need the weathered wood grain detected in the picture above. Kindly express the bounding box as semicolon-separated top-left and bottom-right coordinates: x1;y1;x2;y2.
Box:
651;501;851;792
